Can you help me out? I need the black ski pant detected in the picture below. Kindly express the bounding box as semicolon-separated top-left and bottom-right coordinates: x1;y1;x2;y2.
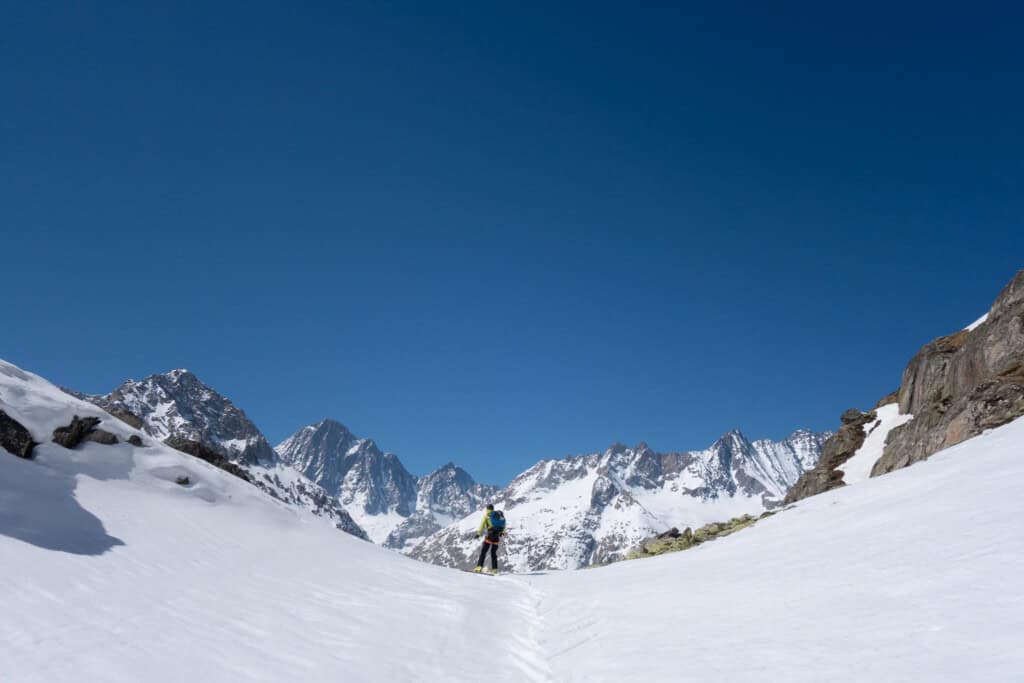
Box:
477;540;498;569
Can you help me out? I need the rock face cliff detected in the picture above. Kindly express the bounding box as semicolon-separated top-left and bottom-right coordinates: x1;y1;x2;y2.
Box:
787;269;1024;502
874;271;1024;474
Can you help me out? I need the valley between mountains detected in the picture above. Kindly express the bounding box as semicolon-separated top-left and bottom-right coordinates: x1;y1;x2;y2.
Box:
70;366;829;570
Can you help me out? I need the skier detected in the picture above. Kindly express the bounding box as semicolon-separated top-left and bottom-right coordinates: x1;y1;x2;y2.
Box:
473;504;506;574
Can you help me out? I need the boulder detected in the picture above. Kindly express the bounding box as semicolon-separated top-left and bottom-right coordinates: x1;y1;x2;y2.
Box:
127;435;144;447
52;416;117;449
108;409;144;430
85;429;119;445
0;409;36;459
163;437;252;483
840;408;865;424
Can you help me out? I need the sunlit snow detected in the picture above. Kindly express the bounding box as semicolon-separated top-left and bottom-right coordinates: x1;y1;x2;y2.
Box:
2;359;1023;681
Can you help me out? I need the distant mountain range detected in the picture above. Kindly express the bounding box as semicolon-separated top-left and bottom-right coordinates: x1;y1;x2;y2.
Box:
73;369;829;569
410;429;829;570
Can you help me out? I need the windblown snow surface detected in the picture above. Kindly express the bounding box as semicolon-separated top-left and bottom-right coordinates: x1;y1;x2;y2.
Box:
2;359;1023;681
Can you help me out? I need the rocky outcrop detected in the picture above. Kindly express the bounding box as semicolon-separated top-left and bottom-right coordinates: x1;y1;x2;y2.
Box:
108;409;144;430
873;270;1024;475
783;409;877;504
624;514;761;561
127;435;144;447
0;409;36;459
52;416;119;449
164;437;252;483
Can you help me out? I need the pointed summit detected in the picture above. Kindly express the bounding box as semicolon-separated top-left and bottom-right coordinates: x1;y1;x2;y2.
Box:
276;419;418;542
85;369;276;464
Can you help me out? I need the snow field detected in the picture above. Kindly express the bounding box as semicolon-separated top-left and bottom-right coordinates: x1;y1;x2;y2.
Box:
3;359;1024;681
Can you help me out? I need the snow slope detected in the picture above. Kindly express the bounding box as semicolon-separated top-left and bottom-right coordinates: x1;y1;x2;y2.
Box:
0;360;540;682
3;358;1023;681
523;416;1024;681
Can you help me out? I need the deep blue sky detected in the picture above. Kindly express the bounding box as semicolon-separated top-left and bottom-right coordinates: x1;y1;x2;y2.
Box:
2;2;1022;485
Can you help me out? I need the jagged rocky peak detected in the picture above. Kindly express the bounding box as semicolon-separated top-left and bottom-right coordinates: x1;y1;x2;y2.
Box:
275;419;418;521
276;418;360;472
416;461;498;517
384;462;498;553
82;368;277;465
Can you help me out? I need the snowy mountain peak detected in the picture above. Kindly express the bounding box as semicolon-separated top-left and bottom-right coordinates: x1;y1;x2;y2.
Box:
82;369;277;465
276;419;418;542
382;461;499;552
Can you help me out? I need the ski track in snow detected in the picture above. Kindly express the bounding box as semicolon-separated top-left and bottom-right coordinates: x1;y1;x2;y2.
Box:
3;359;1024;681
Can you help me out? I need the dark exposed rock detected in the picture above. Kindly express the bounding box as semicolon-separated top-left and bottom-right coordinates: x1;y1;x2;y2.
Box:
163;437;252;483
784;409;877;504
0;409;36;459
52;416;117;449
127;435;144;447
108;409;144;430
873;269;1024;475
657;527;681;540
840;408;865;425
53;415;101;449
874;391;899;409
175;476;191;486
85;429;119;445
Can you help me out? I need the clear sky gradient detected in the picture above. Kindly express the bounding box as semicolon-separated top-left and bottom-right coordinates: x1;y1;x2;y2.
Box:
3;2;1022;484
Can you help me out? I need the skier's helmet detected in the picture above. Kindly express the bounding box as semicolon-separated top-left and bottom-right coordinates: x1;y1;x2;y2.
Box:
486;503;494;511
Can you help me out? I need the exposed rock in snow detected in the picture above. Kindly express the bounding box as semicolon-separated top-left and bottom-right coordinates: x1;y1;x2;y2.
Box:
52;415;119;449
875;269;1024;475
839;403;913;484
784;408;877;504
0;408;36;459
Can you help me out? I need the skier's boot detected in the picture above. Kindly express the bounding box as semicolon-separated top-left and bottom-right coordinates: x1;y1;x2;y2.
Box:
473;566;483;573
487;568;498;575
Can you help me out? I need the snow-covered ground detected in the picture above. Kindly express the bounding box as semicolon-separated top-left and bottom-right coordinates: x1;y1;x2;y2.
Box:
3;359;1023;681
